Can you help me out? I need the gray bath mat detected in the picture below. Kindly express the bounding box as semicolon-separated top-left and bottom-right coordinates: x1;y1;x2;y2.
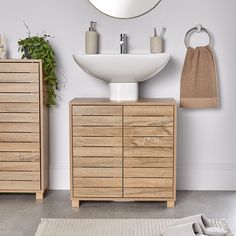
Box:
35;218;233;236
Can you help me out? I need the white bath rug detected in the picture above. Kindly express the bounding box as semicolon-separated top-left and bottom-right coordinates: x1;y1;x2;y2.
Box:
35;218;233;236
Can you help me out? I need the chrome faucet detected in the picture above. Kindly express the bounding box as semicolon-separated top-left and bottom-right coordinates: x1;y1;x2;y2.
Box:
120;34;128;54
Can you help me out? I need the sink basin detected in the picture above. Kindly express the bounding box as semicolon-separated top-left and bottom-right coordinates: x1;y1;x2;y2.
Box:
73;53;170;101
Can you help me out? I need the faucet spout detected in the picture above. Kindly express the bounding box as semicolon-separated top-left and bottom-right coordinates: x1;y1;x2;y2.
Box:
120;34;128;54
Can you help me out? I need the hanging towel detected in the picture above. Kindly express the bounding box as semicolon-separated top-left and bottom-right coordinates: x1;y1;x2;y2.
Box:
180;46;219;108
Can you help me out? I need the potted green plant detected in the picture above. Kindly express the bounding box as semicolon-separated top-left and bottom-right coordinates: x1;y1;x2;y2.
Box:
18;24;59;107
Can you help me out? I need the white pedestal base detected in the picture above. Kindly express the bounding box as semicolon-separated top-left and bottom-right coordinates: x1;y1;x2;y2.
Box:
109;83;138;101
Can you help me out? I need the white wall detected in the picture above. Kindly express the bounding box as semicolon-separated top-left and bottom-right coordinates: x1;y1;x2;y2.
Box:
1;0;236;190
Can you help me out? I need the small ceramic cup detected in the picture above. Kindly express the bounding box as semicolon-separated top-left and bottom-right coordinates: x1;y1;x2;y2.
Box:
150;37;163;53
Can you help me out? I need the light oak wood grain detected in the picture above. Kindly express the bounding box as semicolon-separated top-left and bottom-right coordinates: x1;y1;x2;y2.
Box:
0;60;48;199
124;127;173;137
73;168;122;178
0;133;39;142
74;178;122;188
0;63;38;73
124;158;173;168
124;147;173;157
0;123;39;133
0;83;38;93
124;136;173;147
73;106;122;116
0;172;40;181
0;152;40;162
0;181;40;190
74;188;122;198
124;178;173;188
73;137;122;147
73;116;122;126
0;143;40;152
73;126;122;137
124;188;173;198
124;168;173;178
0;93;39;103
124;106;173;116
73;147;122;157
70;100;177;207
124;116;173;127
0;73;38;83
0;162;40;171
73;157;122;168
0;113;39;123
0;103;39;113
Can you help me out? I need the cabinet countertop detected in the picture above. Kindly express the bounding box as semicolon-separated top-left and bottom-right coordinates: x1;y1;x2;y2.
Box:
70;98;176;106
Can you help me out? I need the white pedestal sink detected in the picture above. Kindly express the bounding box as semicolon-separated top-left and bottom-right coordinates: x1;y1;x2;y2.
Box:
73;53;170;101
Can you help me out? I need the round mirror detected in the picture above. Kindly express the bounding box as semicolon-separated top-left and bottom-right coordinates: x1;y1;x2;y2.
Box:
88;0;161;19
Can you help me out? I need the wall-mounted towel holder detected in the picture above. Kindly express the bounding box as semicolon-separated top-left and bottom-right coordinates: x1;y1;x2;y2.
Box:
184;24;212;48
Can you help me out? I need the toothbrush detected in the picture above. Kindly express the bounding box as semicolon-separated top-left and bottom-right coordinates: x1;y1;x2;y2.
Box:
154;27;157;37
159;27;166;38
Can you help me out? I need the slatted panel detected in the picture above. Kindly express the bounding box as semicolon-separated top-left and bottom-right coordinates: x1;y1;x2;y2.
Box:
124;178;173;188
0;181;40;190
124;116;174;127
124;158;173;168
124;106;173;116
123;106;175;200
0;83;38;93
0;152;40;162
0;63;38;73
124;168;173;178
0;162;40;171
74;188;122;198
0;133;39;142
73;116;122;126
0;73;38;83
0;172;40;181
124;147;173;157
124;188;173;198
124;137;173;147
73;137;122;147
72;105;123;199
124;127;173;137
73;126;122;137
74;178;122;188
73;106;122;116
73;157;122;168
0;62;41;193
0;93;39;103
0;103;39;113
0;113;39;123
73;168;122;178
0;123;39;133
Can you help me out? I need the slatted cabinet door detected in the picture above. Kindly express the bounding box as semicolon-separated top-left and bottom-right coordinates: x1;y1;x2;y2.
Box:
0;60;48;199
123;106;175;204
71;105;123;200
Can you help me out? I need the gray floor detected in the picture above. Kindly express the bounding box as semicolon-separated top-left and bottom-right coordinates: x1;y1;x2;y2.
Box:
0;191;235;236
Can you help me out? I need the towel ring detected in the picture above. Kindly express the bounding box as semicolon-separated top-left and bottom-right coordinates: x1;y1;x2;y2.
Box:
184;24;212;48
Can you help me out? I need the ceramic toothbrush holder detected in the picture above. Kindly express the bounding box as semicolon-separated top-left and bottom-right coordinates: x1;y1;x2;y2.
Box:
150;36;163;53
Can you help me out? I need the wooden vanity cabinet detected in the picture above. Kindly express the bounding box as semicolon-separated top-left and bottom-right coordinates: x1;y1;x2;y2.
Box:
70;98;176;208
0;60;49;199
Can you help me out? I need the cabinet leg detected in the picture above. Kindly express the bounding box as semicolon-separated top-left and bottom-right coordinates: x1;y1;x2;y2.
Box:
72;200;80;208
167;201;175;208
36;192;44;200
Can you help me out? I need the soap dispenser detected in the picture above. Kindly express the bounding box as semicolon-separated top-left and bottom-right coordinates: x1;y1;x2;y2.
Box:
85;21;98;54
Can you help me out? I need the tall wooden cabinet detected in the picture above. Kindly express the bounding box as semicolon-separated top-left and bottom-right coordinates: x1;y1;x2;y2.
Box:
70;98;176;208
0;60;49;199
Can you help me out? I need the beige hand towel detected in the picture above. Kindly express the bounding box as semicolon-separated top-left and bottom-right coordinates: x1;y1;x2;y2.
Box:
180;46;219;108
